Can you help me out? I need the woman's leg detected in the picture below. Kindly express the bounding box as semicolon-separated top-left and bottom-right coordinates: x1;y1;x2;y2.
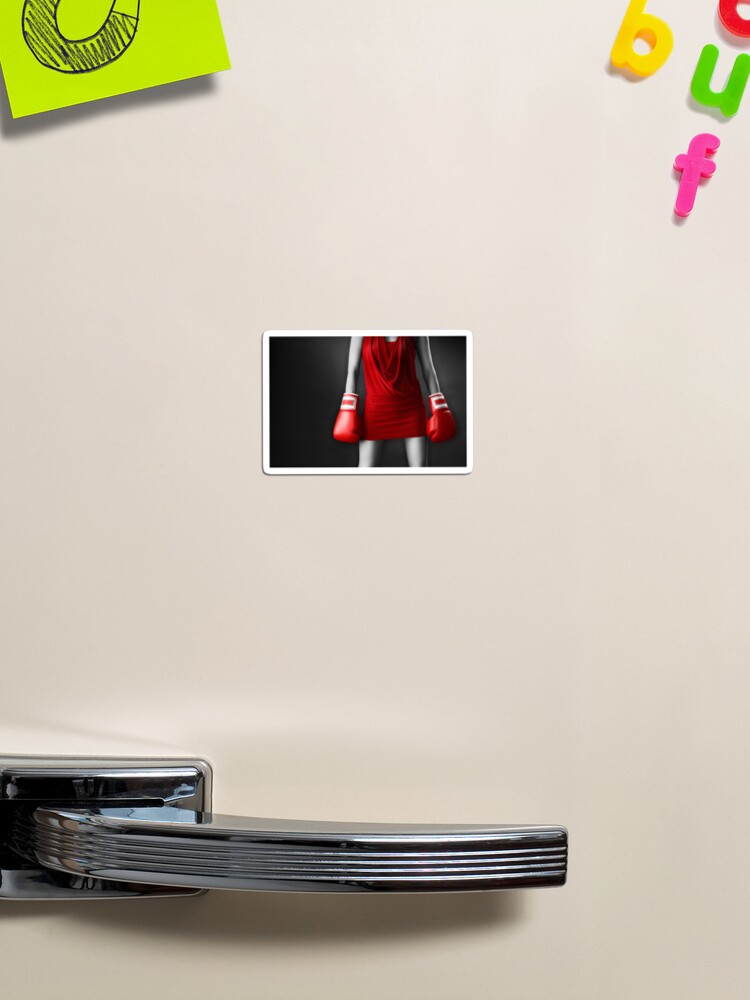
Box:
404;436;428;468
359;439;384;467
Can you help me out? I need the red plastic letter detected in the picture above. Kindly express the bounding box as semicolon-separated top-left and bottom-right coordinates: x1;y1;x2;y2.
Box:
719;1;750;38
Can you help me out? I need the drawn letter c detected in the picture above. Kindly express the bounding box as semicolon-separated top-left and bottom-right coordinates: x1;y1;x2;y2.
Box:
22;0;141;74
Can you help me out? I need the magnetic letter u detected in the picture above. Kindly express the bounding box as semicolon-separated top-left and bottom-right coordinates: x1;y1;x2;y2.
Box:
691;43;750;118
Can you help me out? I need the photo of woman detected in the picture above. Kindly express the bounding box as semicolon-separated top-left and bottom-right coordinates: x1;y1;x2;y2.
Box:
263;331;471;475
333;335;456;469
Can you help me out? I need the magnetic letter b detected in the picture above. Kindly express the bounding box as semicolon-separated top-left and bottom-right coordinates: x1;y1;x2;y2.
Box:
610;0;674;77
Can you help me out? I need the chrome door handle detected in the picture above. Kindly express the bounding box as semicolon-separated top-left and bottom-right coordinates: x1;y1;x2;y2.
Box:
25;807;568;894
1;756;567;900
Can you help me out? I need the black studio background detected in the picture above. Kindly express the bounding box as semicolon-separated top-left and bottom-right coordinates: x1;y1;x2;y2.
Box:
268;336;468;469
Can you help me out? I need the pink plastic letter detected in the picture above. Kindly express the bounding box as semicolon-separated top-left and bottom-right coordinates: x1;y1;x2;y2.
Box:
673;134;720;218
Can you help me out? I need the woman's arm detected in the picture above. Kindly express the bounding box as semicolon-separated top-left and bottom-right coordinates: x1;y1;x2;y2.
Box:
414;337;441;396
416;337;457;443
344;336;364;394
333;337;364;443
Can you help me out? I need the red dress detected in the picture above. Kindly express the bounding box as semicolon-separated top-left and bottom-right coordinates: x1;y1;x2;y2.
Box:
362;336;427;441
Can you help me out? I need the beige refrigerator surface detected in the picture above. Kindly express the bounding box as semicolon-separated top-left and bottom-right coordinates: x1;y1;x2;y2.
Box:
1;2;748;998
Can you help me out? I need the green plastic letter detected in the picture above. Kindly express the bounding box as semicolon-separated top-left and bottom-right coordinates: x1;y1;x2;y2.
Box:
691;43;750;118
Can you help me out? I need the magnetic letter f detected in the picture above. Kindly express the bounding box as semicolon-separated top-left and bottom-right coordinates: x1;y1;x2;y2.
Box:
674;134;720;218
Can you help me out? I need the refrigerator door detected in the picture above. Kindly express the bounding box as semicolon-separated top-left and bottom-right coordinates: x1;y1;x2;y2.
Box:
0;2;747;999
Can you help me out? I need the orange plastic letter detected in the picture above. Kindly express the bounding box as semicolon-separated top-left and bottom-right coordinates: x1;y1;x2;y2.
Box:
611;0;674;77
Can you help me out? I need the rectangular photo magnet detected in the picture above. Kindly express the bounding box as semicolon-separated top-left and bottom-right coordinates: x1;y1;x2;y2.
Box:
263;331;473;475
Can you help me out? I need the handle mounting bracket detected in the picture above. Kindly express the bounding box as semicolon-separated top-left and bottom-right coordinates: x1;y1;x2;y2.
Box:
0;755;211;899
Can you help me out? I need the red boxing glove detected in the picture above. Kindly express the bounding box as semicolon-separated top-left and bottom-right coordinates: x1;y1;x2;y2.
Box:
426;393;456;443
333;393;363;443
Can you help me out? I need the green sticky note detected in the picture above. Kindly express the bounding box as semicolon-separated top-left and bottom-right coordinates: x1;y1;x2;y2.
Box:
0;0;231;118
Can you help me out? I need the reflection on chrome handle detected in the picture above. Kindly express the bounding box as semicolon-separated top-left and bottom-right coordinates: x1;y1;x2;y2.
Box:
26;807;568;893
